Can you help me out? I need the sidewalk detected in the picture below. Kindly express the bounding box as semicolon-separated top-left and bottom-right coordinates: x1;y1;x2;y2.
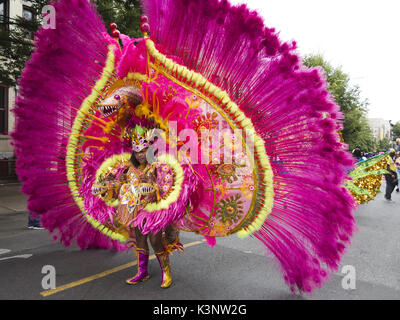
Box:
0;182;28;215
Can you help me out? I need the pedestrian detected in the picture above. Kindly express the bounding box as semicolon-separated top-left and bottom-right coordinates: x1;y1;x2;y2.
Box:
360;151;367;161
27;212;43;229
352;148;363;161
395;155;400;193
384;149;398;201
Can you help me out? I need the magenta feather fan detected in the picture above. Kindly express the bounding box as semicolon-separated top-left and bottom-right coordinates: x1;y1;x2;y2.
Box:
11;0;126;250
11;0;357;294
142;0;357;293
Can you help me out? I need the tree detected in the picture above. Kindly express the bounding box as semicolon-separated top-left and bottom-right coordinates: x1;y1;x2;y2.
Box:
376;137;391;152
0;0;47;87
0;0;142;87
302;55;375;152
96;0;142;38
392;122;400;140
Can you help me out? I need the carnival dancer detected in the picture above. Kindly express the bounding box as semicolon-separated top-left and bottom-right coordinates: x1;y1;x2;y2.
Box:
91;125;184;288
12;0;358;294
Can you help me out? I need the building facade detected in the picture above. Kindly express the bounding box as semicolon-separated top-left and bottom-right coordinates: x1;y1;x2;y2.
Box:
367;118;391;142
1;0;34;178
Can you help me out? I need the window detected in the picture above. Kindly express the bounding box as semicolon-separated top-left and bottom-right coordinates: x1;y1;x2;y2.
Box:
0;85;8;134
23;7;33;21
0;0;9;32
23;6;35;39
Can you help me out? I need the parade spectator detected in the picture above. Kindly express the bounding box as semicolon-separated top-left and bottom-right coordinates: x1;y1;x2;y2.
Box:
352;148;363;161
384;149;398;201
395;155;400;193
360;151;367;161
27;212;43;230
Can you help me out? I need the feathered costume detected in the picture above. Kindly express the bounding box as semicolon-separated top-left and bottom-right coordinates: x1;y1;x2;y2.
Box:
11;0;359;294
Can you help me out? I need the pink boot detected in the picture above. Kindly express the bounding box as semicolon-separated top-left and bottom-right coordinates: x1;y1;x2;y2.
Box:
126;248;150;285
155;250;172;288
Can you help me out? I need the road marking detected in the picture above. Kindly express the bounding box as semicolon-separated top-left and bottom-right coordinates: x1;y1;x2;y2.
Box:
0;205;22;212
0;249;32;261
0;254;32;261
40;239;205;297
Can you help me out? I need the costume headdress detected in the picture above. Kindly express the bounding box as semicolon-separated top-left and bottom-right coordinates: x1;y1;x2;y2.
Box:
12;0;359;294
124;125;155;152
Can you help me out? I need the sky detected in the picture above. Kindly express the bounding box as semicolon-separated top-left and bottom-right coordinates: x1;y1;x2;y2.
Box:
229;0;400;123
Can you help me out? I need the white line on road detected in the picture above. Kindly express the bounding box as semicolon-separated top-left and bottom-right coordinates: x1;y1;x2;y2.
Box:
0;249;33;261
0;254;33;261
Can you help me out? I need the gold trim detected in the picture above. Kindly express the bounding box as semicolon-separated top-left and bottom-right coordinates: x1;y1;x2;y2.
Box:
148;60;259;235
65;46;127;242
145;39;274;237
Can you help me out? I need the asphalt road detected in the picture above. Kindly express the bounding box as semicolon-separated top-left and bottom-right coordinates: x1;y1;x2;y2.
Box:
0;182;400;300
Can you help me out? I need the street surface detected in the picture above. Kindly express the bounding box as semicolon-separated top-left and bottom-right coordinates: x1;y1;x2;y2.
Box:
0;181;399;300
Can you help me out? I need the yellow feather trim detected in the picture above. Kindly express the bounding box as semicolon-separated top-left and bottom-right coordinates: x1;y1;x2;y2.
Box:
146;39;275;238
95;153;131;207
95;153;131;181
144;153;185;212
65;46;127;242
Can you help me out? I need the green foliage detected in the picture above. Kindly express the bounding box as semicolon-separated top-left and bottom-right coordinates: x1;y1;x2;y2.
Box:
95;0;142;38
376;137;391;152
302;54;375;152
0;0;142;87
392;122;400;140
0;0;47;87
